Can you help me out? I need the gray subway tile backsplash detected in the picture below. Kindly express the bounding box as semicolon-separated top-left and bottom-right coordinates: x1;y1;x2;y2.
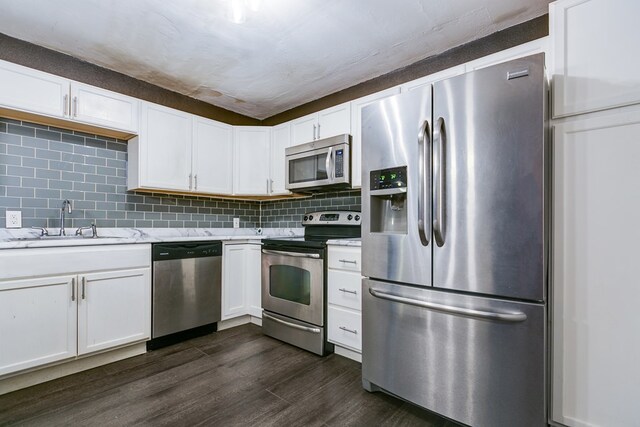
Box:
1;117;361;229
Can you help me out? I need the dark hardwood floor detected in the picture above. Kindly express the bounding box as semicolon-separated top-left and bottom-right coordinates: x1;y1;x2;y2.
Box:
0;324;461;426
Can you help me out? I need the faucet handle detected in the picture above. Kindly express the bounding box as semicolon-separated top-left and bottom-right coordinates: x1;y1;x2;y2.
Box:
75;224;99;238
31;226;49;237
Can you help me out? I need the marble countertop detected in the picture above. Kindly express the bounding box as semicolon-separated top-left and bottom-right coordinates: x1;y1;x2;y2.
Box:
0;227;303;250
326;238;361;247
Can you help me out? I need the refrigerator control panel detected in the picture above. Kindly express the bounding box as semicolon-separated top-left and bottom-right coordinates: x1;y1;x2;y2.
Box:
370;166;407;190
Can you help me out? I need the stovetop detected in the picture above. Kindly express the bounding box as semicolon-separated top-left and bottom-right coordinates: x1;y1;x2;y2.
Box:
262;211;361;249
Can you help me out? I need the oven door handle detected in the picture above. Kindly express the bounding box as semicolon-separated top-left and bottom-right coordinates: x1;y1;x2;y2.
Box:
263;312;322;334
262;249;320;259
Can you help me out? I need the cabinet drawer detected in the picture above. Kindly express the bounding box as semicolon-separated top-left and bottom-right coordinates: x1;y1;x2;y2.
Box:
328;306;361;352
328;270;361;311
328;246;361;272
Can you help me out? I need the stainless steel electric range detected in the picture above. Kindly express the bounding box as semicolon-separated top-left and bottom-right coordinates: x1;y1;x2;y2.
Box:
261;210;361;355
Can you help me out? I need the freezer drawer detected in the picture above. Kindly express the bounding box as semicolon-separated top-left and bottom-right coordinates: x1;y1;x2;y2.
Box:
362;279;546;427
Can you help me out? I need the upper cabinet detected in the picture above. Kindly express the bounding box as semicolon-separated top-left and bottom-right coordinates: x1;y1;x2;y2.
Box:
0;59;139;136
193;117;233;194
270;122;292;195
465;38;548;73
550;0;640;117
350;87;401;188
129;102;192;192
291;102;351;146
233;126;271;196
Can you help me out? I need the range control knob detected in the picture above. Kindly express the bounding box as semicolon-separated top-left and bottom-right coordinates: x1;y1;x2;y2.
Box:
347;214;353;221
308;215;314;221
355;215;360;221
303;215;308;221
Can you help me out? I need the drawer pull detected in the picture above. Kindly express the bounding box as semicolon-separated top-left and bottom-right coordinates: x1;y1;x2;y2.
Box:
339;259;357;264
339;288;357;295
339;326;358;334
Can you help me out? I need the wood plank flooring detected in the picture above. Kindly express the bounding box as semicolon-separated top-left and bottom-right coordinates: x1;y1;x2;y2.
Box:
0;324;461;426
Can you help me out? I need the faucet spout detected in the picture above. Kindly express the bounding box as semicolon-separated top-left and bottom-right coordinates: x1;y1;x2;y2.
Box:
59;199;73;236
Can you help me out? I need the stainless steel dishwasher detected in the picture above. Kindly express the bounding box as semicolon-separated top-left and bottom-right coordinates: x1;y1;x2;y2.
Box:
149;241;222;349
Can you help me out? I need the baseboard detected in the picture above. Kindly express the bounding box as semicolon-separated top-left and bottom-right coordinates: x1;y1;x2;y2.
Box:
0;342;147;396
334;345;362;363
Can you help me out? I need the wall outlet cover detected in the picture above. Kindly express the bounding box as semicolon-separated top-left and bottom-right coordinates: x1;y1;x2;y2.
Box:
233;217;240;228
6;210;22;228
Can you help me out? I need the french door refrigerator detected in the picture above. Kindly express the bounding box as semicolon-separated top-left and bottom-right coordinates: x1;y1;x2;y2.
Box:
361;54;548;427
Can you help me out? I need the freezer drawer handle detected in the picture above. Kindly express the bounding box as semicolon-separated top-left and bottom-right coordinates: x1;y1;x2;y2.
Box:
339;326;358;334
368;288;527;322
263;312;321;333
262;249;320;259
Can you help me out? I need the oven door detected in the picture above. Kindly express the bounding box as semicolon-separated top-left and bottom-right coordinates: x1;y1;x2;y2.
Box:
261;247;324;326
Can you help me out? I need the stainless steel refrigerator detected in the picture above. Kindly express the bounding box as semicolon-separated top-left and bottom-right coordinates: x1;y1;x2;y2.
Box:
361;54;548;427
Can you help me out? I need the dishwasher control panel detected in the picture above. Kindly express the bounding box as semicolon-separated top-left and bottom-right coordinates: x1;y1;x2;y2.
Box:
152;241;223;261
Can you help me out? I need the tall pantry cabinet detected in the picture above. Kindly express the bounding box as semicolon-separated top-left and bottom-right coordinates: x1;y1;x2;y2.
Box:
549;1;640;426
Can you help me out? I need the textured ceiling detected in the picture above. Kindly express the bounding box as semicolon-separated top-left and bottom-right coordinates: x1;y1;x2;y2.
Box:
0;0;549;119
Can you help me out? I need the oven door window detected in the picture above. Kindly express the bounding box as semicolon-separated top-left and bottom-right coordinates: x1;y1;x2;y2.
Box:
269;265;311;305
289;154;328;184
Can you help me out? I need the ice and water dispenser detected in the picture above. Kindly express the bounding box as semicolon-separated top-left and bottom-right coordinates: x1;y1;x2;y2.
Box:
369;166;408;234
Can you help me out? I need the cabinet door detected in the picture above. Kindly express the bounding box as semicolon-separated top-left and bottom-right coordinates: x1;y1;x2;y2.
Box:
551;0;640;117
222;244;248;319
244;244;263;318
70;82;139;132
77;268;151;355
290;113;317;145
233;126;271;195
317;102;351;140
138;102;192;191
193;117;233;194
0;275;76;376
350;87;401;188
270;122;291;195
0;59;69;119
552;108;640;427
465;38;548;72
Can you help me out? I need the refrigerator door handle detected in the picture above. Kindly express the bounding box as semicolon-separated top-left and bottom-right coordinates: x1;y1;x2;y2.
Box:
433;117;446;247
418;119;431;246
368;288;527;322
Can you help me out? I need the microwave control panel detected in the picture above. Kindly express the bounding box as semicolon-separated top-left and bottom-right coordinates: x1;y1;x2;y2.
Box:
370;166;407;190
335;149;344;178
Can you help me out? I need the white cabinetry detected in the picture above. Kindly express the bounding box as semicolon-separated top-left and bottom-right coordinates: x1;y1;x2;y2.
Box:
129;102;192;192
327;245;362;361
233;127;271;196
222;242;262;320
465;37;548;72
350;87;401;188
550;0;640;117
0;245;151;378
551;107;640;427
193;117;233;194
291;103;351;146
270;122;292;195
0;59;139;135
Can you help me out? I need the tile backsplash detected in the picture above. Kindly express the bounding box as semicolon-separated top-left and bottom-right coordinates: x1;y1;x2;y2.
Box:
1;117;362;230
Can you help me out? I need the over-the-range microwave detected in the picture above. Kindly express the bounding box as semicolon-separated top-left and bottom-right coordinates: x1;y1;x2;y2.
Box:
285;134;351;191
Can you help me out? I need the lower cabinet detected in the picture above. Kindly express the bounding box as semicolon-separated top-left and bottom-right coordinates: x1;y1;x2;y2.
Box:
327;245;362;358
222;242;262;320
0;245;151;378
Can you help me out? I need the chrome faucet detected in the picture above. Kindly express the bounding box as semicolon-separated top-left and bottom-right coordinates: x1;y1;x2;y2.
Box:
75;223;98;238
59;199;72;236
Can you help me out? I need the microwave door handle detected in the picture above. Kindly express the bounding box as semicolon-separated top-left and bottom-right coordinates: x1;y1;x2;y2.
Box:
325;146;333;180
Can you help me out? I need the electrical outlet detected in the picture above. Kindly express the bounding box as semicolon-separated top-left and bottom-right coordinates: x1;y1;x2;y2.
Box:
233;217;240;228
6;210;22;229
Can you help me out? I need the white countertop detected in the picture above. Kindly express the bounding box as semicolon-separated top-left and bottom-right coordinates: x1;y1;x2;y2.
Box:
326;238;361;247
0;227;303;249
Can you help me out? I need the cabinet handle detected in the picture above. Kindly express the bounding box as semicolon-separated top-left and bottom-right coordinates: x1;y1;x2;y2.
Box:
71;277;75;301
194;174;198;190
313;124;317;140
73;96;78;117
317;123;321;139
63;94;69;116
189;174;193;190
339;287;357;295
339;326;358;334
339;259;357;264
82;276;86;299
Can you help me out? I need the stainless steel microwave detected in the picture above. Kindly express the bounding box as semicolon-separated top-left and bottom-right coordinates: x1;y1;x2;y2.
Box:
285;134;351;191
